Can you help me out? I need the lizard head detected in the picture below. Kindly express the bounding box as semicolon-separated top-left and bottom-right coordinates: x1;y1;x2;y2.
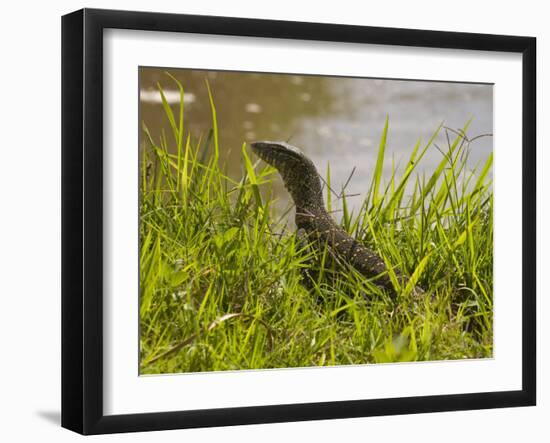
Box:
251;141;308;169
251;141;324;209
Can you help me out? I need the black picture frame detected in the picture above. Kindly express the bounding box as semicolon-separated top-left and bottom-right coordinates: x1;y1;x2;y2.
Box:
61;8;536;435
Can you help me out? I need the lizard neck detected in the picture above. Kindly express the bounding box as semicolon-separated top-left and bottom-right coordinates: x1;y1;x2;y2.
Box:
278;158;325;215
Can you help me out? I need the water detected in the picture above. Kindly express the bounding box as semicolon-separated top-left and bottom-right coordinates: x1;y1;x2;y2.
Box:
139;67;493;218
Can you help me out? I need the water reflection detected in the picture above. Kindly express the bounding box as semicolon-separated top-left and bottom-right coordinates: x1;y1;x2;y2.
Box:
140;67;493;219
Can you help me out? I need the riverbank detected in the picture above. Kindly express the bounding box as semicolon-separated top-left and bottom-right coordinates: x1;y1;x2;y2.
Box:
139;76;493;374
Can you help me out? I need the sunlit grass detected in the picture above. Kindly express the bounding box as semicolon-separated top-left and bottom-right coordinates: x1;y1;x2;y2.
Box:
139;74;493;374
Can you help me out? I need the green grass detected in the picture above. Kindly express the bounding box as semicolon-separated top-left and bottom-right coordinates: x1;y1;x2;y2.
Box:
139;75;493;374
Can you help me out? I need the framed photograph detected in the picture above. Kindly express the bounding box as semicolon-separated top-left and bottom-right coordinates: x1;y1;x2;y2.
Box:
61;8;536;435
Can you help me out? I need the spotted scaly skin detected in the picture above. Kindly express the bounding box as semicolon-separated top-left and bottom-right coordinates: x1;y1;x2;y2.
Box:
251;141;424;297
